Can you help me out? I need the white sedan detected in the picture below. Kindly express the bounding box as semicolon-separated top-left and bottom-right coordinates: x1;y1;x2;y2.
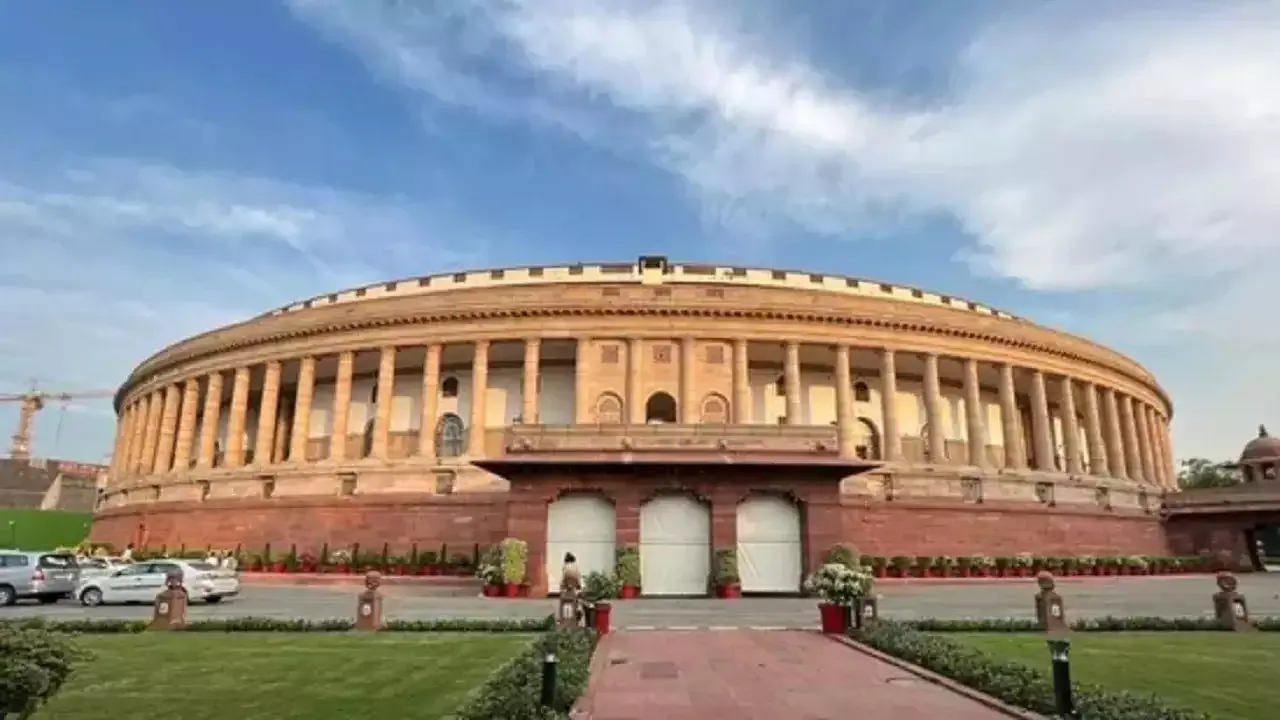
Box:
77;559;240;606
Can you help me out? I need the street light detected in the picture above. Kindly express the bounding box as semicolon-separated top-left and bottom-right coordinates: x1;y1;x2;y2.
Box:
6;520;15;549
1046;637;1078;718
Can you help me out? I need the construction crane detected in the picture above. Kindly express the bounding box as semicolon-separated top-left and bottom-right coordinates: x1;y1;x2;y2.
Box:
0;385;116;459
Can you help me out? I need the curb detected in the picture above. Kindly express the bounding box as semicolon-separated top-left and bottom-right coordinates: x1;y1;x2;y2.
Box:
875;575;1208;587
240;573;479;588
827;634;1045;720
569;633;619;720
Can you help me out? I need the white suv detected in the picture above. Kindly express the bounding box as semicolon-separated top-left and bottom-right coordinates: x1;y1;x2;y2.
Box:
77;559;240;606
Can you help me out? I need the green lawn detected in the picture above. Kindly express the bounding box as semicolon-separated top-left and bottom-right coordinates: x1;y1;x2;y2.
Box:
39;633;533;719
955;632;1280;719
0;508;92;550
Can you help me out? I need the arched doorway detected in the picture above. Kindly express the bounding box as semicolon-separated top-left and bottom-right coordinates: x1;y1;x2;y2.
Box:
640;494;710;595
435;413;465;457
645;392;678;424
546;495;616;593
856;417;881;460
736;494;802;593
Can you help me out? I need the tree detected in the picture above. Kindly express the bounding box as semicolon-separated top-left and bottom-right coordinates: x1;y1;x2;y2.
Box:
1176;458;1241;490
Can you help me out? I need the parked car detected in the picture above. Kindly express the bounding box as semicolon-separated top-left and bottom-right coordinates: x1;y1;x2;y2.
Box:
77;559;240;607
0;550;81;606
76;556;133;580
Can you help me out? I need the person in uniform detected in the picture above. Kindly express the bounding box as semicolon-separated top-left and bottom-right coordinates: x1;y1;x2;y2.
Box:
560;552;583;622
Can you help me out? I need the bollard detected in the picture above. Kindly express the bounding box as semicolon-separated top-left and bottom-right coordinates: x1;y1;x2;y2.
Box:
1046;638;1078;719
540;652;558;708
149;570;189;631
1212;571;1254;631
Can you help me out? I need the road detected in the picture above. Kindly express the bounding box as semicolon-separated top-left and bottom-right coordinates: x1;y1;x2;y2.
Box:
4;574;1279;628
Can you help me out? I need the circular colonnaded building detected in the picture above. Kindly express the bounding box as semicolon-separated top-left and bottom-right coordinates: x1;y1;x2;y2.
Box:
93;256;1176;596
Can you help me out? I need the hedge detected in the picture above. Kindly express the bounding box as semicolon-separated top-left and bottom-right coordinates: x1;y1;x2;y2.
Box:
1;623;88;719
852;621;1210;720
0;616;555;635
903;616;1280;633
455;627;598;720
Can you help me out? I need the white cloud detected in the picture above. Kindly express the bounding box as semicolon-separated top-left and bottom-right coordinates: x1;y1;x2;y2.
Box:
0;158;490;459
289;0;1280;458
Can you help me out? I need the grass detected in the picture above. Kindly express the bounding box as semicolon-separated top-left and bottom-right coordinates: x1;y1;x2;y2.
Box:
0;508;92;550
39;632;534;719
954;632;1280;719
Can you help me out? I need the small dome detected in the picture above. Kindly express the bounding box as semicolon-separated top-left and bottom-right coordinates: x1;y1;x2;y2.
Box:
1240;425;1280;463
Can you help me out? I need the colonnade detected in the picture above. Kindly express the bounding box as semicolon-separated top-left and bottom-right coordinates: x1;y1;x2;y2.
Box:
109;337;1175;489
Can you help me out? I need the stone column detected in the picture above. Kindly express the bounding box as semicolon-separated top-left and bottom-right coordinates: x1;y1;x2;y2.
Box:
627;338;644;424
1082;382;1108;476
130;397;151;473
922;353;945;463
254;361;282;466
680;337;697;423
172;379;200;472
784;342;802;423
419;344;441;457
373;347;396;459
139;391;163;475
1158;415;1175;488
1138;404;1157;486
1059;376;1082;474
468;340;489;456
329;352;354;461
109;411;128;480
197;372;224;469
153;385;180;474
522;338;540;424
1119;395;1143;482
115;406;132;477
224;367;251;468
879;349;901;461
272;406;290;464
963;358;987;468
1029;370;1054;471
732;338;751;423
834;344;855;459
576;337;595;424
289;357;316;464
1101;388;1127;479
997;364;1025;469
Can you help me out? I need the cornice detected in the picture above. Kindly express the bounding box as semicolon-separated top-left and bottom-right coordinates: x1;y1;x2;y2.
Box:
115;283;1171;414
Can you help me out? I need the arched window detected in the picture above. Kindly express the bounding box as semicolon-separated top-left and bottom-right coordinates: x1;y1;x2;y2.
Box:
436;413;466;457
441;376;459;399
774;374;786;396
700;393;729;424
594;393;624;424
856;417;881;460
645;392;678;423
853;381;870;403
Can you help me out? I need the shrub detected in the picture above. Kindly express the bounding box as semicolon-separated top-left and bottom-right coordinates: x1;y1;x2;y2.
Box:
852;621;1210;719
0;616;554;635
500;538;529;585
581;571;619;604
803;563;874;605
1;624;88;718
455;628;598;720
823;544;860;569
614;546;640;587
713;548;739;585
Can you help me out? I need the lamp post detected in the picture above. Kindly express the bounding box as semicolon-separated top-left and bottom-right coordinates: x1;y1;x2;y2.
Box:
1046;638;1078;718
6;520;15;548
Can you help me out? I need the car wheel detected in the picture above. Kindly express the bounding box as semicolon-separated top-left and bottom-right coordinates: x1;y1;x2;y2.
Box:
205;596;223;604
79;588;104;607
0;585;15;607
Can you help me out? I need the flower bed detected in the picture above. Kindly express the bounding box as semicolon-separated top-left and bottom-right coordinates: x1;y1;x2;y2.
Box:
866;553;1227;579
850;620;1212;719
454;627;598;720
131;542;484;577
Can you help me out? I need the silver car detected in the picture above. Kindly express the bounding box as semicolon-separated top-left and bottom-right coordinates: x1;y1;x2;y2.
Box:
0;550;81;606
77;559;240;606
76;556;133;580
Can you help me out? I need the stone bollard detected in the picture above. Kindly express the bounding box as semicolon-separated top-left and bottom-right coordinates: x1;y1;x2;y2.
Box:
557;587;581;629
1212;572;1254;631
356;571;384;631
150;570;189;631
858;595;879;625
1034;571;1068;634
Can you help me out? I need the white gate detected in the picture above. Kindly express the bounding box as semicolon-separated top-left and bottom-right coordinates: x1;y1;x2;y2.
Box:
736;495;802;593
545;495;616;594
639;494;711;596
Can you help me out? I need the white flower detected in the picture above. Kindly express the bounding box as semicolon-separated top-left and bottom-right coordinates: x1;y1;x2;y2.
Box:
804;563;874;606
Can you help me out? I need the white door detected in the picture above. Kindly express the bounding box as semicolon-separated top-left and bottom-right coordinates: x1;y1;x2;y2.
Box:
736;495;802;593
546;495;616;594
640;495;711;596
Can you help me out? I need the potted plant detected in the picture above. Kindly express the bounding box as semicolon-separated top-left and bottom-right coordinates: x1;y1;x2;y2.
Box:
581;570;619;634
804;563;874;634
824;544;860;569
970;554;994;577
615;545;641;599
913;555;934;578
869;556;888;578
714;548;741;598
935;556;956;578
476;546;504;597
499;538;528;596
889;555;913;578
1011;553;1033;577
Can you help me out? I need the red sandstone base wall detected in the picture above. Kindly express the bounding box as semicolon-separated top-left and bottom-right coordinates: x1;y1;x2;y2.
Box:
89;493;510;552
840;499;1170;557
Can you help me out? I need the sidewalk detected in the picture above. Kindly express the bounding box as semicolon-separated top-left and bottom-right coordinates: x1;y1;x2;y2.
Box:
574;629;1028;719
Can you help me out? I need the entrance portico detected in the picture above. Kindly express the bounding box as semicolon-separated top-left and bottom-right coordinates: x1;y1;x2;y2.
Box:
476;454;876;597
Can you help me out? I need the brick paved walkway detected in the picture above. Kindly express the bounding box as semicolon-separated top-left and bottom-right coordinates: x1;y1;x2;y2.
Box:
575;630;1017;719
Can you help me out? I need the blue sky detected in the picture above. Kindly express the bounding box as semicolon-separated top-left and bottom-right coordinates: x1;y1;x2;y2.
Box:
1;0;1276;463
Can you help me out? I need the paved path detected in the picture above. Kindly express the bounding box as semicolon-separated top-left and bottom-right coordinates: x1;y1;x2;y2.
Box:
576;630;1013;719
